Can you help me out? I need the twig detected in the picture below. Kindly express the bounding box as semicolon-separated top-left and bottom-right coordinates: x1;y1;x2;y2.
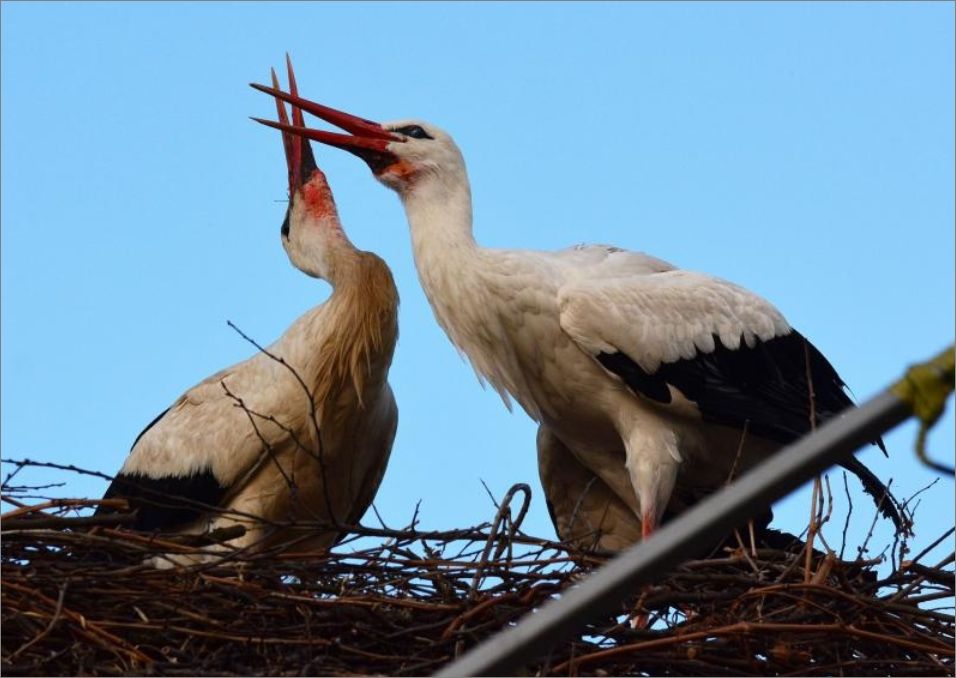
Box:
2;513;137;531
9;581;68;660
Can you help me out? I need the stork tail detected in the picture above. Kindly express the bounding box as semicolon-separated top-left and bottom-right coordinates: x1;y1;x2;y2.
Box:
838;455;909;535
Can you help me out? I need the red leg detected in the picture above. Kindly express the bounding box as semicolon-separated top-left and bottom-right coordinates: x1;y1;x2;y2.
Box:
641;509;657;541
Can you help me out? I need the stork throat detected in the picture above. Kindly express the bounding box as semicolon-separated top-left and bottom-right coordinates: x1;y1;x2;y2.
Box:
301;176;339;221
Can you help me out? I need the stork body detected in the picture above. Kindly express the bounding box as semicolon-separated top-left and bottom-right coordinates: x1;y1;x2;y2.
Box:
101;63;398;558
405;234;785;539
107;268;398;553
252;87;905;546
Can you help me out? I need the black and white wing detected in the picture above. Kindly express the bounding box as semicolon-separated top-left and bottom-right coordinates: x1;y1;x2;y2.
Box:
560;267;850;440
99;357;283;531
558;263;904;529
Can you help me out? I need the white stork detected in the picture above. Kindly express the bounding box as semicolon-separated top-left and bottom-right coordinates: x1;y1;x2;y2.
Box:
99;60;399;558
251;85;906;546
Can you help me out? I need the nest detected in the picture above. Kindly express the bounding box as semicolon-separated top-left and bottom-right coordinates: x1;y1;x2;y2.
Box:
2;461;954;676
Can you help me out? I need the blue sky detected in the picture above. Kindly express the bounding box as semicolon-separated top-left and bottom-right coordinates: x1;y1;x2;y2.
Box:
2;2;953;560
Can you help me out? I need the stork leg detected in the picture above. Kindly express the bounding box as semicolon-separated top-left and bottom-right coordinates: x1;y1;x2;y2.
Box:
619;422;681;630
621;423;680;545
538;426;644;554
640;511;657;541
629;512;663;630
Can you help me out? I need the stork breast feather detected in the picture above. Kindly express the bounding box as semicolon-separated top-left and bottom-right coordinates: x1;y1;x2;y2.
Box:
558;270;790;373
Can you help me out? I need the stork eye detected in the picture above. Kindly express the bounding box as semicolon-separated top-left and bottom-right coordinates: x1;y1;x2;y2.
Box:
395;125;432;140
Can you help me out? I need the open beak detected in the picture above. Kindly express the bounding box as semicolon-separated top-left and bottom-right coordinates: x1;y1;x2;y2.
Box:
271;56;318;196
251;63;403;174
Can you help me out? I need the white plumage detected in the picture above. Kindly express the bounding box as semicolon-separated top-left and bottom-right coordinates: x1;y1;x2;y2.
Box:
253;87;904;548
101;62;399;559
559;263;791;371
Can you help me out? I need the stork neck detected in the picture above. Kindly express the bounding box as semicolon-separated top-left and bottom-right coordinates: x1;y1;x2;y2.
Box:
322;235;363;288
282;197;361;286
401;175;477;278
291;250;399;410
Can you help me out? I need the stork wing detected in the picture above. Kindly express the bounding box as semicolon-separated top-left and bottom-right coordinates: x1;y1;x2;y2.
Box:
99;358;289;531
331;385;398;546
558;268;856;444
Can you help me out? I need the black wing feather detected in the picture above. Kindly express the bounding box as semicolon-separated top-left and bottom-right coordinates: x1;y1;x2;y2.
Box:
600;330;851;444
99;471;226;531
96;406;226;531
599;330;905;531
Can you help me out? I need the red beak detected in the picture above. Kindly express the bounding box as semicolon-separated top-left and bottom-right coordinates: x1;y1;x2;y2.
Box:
271;55;318;196
251;68;402;174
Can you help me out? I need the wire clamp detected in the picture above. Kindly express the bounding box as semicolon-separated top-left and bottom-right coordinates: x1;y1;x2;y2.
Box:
890;346;955;475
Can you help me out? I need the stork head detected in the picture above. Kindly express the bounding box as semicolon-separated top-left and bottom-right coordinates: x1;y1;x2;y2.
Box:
251;82;466;200
264;58;352;282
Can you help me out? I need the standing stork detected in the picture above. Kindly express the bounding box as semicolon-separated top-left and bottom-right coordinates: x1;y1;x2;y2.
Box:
99;60;399;559
251;85;906;546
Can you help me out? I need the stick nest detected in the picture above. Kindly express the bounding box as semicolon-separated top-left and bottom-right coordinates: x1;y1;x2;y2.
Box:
2;463;953;676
